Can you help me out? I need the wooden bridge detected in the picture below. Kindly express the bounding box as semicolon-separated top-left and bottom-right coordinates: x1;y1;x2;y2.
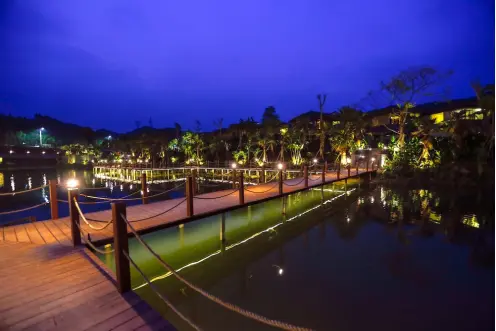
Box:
0;165;376;330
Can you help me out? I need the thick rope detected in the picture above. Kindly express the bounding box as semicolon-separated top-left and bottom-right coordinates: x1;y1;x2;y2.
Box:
193;189;238;200
80;183;184;202
73;199;113;231
244;182;278;194
123;251;202;331
128;198;187;222
0;202;48;215
282;178;306;187
0;185;48;196
123;215;313;331
73;217;115;254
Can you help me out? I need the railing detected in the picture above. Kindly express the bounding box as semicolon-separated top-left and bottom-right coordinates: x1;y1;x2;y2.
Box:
45;163;378;330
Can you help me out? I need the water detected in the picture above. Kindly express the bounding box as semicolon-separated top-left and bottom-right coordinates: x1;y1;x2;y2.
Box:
97;181;494;331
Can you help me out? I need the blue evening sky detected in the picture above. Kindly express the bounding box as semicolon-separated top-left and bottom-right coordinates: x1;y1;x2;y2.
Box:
0;0;494;131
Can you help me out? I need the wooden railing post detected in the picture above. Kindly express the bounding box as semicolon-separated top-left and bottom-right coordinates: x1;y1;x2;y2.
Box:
348;164;351;177
260;165;265;183
192;168;197;196
366;159;369;172
49;179;58;220
278;170;283;195
304;165;309;188
141;173;148;204
322;161;327;183
112;202;131;293
355;161;359;175
186;176;194;217
337;161;341;180
232;169;237;189
68;189;81;247
239;172;244;205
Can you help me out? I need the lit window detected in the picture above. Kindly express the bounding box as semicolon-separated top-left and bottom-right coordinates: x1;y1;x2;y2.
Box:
430;112;444;124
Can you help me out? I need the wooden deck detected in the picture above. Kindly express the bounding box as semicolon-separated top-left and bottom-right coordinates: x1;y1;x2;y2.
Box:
0;241;173;331
0;169;371;246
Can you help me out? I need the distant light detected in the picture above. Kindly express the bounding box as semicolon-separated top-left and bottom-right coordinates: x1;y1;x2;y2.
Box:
277;163;283;170
231;162;237;169
278;268;284;276
42;151;46;154
26;150;30;154
40;127;45;131
255;158;259;162
9;150;13;154
383;146;388;150
359;155;365;159
371;157;376;162
346;217;351;223
313;158;318;164
108;135;112;139
57;152;60;154
66;178;79;189
346;157;351;164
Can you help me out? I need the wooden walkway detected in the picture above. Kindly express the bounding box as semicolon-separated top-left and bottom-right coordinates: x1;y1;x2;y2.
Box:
0;169;371;246
0;241;173;331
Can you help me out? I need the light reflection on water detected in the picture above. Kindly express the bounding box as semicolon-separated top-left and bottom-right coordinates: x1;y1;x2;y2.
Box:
97;183;494;331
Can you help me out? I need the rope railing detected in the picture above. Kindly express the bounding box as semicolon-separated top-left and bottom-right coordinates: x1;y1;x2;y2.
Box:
282;178;306;187
72;215;115;254
244;182;278;194
0;201;49;215
193;189;239;200
122;214;313;331
122;251;202;331
128;198;187;222
80;182;185;202
0;185;48;196
73;198;113;231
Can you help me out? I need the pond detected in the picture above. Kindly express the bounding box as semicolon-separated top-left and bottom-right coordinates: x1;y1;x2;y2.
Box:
96;181;494;331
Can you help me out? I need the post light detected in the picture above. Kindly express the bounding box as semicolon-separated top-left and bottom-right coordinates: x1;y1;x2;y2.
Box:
231;162;237;169
26;150;30;154
371;157;376;162
277;163;284;170
313;158;318;164
9;150;13;154
66;178;79;190
346;157;351;164
273;265;284;276
42;151;46;154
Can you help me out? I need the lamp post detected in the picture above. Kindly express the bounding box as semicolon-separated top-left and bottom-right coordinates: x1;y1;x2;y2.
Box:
39;127;45;146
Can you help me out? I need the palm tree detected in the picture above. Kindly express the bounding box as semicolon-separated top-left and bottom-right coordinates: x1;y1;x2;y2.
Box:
412;117;437;166
317;94;327;158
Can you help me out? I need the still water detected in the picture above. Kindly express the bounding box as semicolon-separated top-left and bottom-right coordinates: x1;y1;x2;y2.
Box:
97;182;494;331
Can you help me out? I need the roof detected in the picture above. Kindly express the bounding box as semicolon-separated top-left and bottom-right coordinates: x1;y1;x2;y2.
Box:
364;97;478;118
289;111;338;124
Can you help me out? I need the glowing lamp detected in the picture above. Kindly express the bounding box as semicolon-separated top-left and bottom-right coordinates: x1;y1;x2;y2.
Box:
231;162;237;169
371;157;376;162
278;268;284;276
277;163;283;170
346;157;351;164
26;151;30;154
66;178;79;190
9;150;13;154
42;151;46;154
313;158;318;164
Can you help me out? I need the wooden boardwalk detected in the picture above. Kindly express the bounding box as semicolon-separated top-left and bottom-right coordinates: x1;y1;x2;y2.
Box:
0;241;173;331
0;169;371;246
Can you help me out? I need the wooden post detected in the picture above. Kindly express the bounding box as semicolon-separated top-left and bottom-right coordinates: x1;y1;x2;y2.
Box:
49;179;58;220
337;161;341;180
68;189;81;247
366;159;369;172
141;173;148;204
347;165;351;177
232;169;237;189
278;170;283;195
356;161;359;175
321;161;326;183
304;165;308;188
239;172;244;205
112;202;131;293
261;165;265;183
192;168;197;196
186;176;194;217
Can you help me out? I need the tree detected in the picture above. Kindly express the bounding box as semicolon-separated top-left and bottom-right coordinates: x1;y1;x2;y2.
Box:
261;106;280;128
328;107;367;164
174;123;181;139
316;94;327;158
373;67;452;148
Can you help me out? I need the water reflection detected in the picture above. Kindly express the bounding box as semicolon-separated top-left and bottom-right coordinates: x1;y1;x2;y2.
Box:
109;183;493;331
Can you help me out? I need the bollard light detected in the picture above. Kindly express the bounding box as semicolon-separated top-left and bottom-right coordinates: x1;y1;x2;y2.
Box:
231;162;237;169
371;157;376;162
313;158;318;164
66;178;79;190
277;163;284;170
346;157;351;164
